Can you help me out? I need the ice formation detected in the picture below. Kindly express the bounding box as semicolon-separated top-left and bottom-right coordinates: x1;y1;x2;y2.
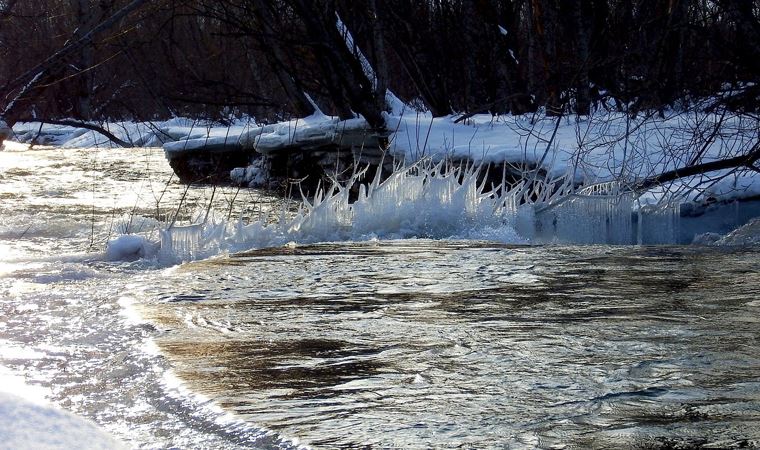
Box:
105;234;159;261
533;181;683;245
153;162;525;263
131;160;688;265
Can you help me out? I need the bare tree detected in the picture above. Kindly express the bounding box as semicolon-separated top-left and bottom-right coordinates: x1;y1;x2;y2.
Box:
1;0;151;130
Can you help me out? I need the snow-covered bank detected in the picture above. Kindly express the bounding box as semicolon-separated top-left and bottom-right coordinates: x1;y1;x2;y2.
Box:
0;366;125;450
9;108;760;205
7;107;760;255
191;109;760;206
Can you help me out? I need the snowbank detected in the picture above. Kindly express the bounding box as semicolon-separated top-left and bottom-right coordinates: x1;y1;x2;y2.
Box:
0;393;126;450
0;367;125;450
698;217;760;246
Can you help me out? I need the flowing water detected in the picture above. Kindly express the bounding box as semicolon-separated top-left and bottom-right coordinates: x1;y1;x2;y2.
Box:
1;144;759;449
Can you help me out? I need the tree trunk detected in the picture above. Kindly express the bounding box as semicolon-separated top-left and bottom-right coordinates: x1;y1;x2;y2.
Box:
460;0;482;112
384;6;452;117
367;0;388;114
574;0;591;115
526;0;543;107
289;0;387;129
538;0;561;115
249;0;315;118
72;0;96;120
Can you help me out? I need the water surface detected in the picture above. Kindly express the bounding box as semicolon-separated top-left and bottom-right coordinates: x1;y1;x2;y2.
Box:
0;145;759;449
136;243;760;448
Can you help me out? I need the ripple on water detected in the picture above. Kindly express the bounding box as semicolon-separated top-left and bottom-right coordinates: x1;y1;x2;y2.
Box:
3;147;760;448
132;242;760;448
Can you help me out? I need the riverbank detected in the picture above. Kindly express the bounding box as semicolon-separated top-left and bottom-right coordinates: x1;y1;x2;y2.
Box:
6;106;760;248
8;107;760;204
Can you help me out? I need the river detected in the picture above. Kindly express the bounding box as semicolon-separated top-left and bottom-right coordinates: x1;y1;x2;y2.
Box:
1;145;759;449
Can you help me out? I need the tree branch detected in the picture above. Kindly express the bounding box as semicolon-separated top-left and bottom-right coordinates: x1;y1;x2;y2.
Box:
1;0;150;124
634;141;760;192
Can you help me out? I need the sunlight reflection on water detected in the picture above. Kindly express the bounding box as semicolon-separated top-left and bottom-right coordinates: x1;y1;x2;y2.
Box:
137;243;760;449
0;146;759;449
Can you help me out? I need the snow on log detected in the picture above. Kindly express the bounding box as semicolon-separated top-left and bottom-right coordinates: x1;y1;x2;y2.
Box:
163;115;389;186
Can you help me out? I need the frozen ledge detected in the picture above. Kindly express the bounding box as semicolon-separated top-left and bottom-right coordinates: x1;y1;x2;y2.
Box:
163;117;389;185
163;135;244;155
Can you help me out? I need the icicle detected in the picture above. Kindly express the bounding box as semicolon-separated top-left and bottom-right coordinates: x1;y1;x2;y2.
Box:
149;160;690;266
635;201;682;244
159;224;203;263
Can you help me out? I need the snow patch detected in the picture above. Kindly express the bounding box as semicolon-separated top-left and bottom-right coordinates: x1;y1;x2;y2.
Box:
714;217;760;246
0;366;125;450
0;392;126;450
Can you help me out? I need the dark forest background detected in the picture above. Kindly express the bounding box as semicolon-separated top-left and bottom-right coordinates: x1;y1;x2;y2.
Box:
1;0;759;127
